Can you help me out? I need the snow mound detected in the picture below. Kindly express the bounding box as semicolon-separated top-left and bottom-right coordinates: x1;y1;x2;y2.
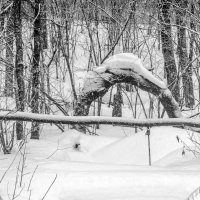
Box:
53;129;120;162
92;127;196;166
63;129;120;153
153;148;198;168
95;53;166;89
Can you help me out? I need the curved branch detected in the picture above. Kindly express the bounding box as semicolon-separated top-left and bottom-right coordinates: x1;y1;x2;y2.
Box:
74;53;182;118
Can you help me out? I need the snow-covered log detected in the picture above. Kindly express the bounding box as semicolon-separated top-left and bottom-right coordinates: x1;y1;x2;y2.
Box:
74;53;182;118
0;111;200;128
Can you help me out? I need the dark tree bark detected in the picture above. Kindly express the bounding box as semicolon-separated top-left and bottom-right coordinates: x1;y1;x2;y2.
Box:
4;7;14;97
112;84;123;117
189;2;195;64
0;3;4;32
13;0;25;140
187;1;195;107
175;0;194;108
159;0;180;103
31;0;41;139
0;3;5;60
41;0;48;49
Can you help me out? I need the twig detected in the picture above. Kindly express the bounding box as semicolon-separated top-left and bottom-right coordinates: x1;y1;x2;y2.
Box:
12;184;25;200
134;86;148;118
186;186;200;200
46;146;72;160
12;156;21;200
0;2;13;16
0;143;24;183
41;174;57;200
41;90;68;116
19;139;27;187
32;3;41;24
28;190;31;200
101;13;132;64
27;165;38;191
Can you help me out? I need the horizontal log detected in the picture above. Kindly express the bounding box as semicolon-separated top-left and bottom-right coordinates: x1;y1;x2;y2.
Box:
0;111;200;129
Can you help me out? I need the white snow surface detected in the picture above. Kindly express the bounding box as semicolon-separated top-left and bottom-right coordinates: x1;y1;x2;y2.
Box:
0;125;200;200
93;127;199;166
95;53;166;89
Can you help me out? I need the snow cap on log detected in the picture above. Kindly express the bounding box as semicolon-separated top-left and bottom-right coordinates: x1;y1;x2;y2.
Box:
95;53;166;89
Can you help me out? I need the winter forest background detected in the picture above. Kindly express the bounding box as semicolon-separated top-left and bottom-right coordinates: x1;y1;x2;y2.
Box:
1;0;200;200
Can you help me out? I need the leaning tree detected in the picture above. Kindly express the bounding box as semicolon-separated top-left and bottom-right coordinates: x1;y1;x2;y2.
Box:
74;53;182;119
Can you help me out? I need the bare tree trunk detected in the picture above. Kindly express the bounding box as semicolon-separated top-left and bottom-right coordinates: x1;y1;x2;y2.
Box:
0;3;4;36
188;2;195;107
175;0;194;108
189;2;195;65
46;65;50;114
40;0;47;114
41;0;48;50
13;0;25;140
112;84;123;117
4;7;14;97
31;0;41;139
159;0;180;103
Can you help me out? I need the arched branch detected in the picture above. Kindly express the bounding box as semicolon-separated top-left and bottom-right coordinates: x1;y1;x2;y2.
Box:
74;53;182;118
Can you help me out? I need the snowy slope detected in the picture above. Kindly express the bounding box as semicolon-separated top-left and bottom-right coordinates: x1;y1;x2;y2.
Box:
90;127;196;166
0;125;200;200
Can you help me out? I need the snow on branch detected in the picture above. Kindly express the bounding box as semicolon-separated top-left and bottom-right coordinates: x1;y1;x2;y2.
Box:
75;53;182;118
95;53;166;89
0;111;199;129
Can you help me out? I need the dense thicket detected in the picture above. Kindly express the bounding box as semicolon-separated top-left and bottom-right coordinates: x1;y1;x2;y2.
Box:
0;0;200;140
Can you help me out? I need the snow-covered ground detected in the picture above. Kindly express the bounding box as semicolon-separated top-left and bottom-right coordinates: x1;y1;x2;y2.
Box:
0;124;200;200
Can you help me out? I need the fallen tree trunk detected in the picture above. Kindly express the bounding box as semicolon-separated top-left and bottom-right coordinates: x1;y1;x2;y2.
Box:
74;53;182;118
0;111;199;129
